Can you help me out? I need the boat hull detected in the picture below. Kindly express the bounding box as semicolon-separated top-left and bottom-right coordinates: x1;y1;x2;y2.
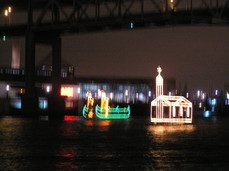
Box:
95;105;130;119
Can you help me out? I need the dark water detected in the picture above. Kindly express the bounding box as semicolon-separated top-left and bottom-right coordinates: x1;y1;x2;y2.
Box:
0;115;229;171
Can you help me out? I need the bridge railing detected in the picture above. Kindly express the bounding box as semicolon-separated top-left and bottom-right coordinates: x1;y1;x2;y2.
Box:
0;67;73;79
0;68;25;75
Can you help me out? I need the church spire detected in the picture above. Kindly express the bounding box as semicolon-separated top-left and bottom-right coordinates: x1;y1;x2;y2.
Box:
156;66;163;97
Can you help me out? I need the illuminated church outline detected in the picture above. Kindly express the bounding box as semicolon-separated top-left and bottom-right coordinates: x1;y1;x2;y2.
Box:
150;66;193;124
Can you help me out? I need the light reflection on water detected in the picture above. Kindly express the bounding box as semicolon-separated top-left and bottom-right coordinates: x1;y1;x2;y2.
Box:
0;115;229;170
148;124;195;136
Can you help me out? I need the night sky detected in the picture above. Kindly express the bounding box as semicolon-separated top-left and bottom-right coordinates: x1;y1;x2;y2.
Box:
62;26;229;93
0;25;229;94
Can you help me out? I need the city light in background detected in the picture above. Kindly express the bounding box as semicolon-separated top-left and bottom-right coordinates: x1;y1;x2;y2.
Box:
4;6;12;25
61;86;73;97
0;74;229;116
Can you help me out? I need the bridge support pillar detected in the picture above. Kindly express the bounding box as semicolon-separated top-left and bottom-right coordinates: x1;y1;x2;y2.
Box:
48;35;65;118
23;31;38;116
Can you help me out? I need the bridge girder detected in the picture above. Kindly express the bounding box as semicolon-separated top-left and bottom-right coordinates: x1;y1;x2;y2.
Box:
0;0;229;37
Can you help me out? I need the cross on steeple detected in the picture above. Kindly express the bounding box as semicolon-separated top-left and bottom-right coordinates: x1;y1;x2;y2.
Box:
157;66;162;75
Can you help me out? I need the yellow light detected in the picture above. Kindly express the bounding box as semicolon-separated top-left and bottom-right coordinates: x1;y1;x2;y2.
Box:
4;10;8;16
148;125;195;136
8;7;12;13
88;111;94;118
61;87;73;97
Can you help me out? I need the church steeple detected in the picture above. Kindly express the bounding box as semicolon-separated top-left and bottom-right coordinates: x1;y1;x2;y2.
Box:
156;66;163;97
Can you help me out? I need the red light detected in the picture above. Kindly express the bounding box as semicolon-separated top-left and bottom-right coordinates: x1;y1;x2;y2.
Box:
64;116;77;121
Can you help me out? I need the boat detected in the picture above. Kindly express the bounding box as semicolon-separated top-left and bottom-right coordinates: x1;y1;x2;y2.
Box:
82;89;131;119
95;105;130;119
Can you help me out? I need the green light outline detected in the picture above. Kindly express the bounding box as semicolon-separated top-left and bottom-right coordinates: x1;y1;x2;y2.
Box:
82;105;88;118
95;105;130;119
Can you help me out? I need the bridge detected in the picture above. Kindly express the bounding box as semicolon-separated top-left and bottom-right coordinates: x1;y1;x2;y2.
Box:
0;0;229;37
0;0;228;116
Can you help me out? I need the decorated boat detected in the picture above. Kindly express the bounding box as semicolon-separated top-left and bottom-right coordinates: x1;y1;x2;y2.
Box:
150;66;193;124
95;105;130;119
82;90;131;119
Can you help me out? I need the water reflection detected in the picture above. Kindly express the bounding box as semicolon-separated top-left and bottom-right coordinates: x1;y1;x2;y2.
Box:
55;145;79;170
0;117;31;170
147;124;197;169
1;116;229;170
147;124;195;144
64;116;82;121
148;124;195;136
85;119;94;127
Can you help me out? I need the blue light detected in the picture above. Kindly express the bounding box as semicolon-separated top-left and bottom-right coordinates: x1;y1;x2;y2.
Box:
43;100;48;109
203;110;210;118
130;22;134;29
211;98;216;106
11;99;22;109
211;107;215;112
39;97;48;109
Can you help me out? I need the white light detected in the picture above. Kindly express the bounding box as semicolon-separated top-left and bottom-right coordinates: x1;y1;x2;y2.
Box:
202;93;205;99
197;90;200;97
186;92;189;98
110;92;113;100
156;66;163;97
227;92;229;100
6;85;10;91
46;86;50;93
77;87;80;94
148;91;152;97
125;90;128;96
130;22;134;29
151;95;193;123
150;66;193;124
169;92;172;96
215;90;218;96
